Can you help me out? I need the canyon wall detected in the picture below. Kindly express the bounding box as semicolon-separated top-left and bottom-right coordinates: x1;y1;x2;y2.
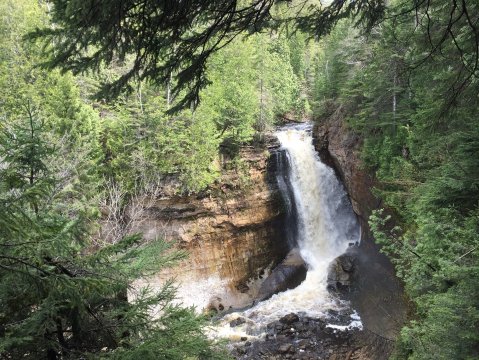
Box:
129;143;290;311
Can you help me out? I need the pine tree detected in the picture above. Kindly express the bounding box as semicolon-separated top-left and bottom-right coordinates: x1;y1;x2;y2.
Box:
0;105;227;359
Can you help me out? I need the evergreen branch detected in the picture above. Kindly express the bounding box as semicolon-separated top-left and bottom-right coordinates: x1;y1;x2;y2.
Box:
454;246;477;263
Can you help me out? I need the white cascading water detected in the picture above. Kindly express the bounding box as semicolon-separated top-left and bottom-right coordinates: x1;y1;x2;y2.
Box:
211;123;361;339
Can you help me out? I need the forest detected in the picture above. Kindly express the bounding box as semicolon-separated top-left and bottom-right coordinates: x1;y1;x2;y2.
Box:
0;0;478;359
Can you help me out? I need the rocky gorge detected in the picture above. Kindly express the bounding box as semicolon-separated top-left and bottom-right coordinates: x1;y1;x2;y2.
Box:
121;116;408;359
216;118;409;360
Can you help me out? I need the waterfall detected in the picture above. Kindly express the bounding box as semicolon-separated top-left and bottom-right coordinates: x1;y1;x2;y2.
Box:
211;123;361;338
275;124;360;270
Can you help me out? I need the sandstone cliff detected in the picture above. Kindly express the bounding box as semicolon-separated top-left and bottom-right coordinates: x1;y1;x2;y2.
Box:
130;144;289;311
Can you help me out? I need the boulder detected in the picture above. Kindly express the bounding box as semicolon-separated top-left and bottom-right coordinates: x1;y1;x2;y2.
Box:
278;344;293;354
206;296;225;312
230;317;246;327
257;248;307;301
280;313;300;325
327;252;356;291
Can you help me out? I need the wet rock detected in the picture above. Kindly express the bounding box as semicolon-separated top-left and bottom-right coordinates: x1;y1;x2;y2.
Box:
235;346;246;355
230;317;246;327
257;249;307;301
278;344;293;354
327;252;356;291
297;339;309;349
339;254;355;272
229;313;397;360
280;313;300;325
207;297;225;313
235;282;250;293
282;327;296;336
295;322;308;332
303;331;314;339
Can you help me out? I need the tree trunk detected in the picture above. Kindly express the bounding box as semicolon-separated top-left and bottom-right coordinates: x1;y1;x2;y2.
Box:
392;65;397;135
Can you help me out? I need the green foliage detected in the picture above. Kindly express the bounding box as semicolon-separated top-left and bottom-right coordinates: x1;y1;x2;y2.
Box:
288;32;307;81
199;38;258;154
0;1;314;358
0;2;230;358
372;209;479;360
88;31;304;193
317;1;479;358
0;85;226;360
4;0;477;357
255;34;299;121
30;0;386;109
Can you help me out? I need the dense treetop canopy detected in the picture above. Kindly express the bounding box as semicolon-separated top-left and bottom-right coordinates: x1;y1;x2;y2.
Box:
31;0;387;110
32;0;478;111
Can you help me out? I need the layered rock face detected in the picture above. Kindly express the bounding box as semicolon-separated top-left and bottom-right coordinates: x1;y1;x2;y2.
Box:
314;113;409;341
131;145;290;311
313;111;378;223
